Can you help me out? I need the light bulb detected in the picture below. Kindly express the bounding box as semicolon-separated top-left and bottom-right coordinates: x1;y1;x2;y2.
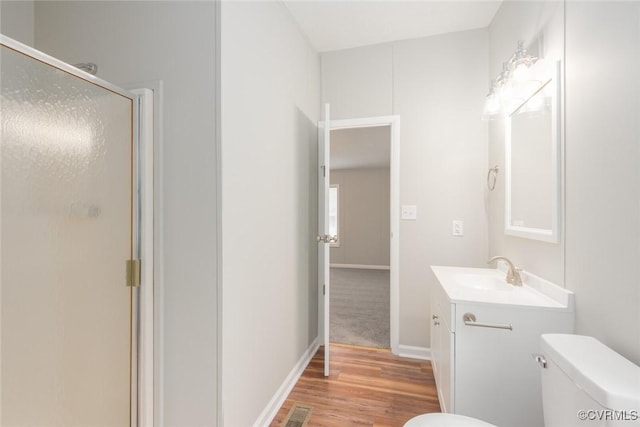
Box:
486;93;500;115
512;62;531;82
482;90;501;119
530;58;548;83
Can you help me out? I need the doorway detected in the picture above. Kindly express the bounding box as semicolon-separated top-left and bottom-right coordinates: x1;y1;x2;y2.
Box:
329;126;391;349
318;110;400;375
0;35;153;425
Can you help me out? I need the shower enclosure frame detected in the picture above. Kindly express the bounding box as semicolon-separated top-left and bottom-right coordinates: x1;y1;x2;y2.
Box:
0;34;154;426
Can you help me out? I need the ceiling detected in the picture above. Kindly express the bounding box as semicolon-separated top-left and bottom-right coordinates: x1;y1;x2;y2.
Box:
330;126;390;170
282;0;502;52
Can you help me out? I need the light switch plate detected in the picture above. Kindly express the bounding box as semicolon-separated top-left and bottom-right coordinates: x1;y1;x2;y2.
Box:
452;220;464;236
401;205;417;220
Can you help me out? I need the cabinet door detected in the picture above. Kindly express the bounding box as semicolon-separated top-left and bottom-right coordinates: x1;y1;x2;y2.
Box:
430;282;454;413
439;328;454;413
430;295;441;378
454;304;545;427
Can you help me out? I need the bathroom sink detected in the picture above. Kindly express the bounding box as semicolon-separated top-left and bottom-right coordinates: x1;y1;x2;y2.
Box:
454;273;515;292
431;266;574;309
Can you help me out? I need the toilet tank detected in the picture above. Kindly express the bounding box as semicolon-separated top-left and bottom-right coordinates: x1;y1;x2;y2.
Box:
540;334;640;427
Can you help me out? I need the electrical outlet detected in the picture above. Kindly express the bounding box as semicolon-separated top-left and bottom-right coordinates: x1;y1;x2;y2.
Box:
401;205;417;220
452;220;464;236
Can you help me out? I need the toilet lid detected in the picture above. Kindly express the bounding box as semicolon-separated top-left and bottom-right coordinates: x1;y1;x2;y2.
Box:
404;413;497;427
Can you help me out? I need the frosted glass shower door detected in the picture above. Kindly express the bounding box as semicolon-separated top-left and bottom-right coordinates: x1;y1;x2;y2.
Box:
0;40;135;425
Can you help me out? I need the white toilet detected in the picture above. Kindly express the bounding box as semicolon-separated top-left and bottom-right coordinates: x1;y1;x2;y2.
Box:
405;334;640;427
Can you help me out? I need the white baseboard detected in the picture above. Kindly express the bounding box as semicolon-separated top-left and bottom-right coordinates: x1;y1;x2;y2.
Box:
330;263;390;270
253;337;320;427
398;345;431;361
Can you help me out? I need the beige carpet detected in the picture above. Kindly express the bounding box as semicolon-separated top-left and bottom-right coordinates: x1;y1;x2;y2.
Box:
330;267;390;348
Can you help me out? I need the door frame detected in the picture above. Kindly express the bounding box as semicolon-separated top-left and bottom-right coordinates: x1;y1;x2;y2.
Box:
320;115;401;355
131;88;155;427
125;81;161;427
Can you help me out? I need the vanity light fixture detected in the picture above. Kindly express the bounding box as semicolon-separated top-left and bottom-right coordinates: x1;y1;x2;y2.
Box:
482;63;509;120
482;82;501;118
482;41;539;119
509;41;537;82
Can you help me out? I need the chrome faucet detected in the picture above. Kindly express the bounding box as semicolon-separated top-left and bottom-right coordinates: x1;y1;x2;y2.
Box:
488;256;523;286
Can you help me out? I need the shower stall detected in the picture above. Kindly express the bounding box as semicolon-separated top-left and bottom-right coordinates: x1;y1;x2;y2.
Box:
0;35;152;425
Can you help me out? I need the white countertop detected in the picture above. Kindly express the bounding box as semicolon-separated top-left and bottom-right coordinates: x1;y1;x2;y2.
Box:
431;265;574;310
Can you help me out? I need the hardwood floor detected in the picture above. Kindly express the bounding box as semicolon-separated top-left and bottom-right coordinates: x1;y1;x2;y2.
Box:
270;344;441;427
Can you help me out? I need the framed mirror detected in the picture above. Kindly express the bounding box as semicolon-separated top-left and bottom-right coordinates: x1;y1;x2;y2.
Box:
505;61;561;243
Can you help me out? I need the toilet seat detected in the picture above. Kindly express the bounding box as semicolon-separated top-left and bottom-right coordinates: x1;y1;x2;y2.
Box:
404;413;497;427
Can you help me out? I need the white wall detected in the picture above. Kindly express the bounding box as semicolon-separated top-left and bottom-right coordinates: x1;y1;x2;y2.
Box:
487;1;565;286
322;29;489;348
0;0;34;46
564;1;640;364
220;2;320;426
32;2;219;425
321;44;393;119
330;168;390;267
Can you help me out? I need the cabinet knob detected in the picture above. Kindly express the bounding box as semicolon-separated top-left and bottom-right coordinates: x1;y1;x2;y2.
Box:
533;354;547;369
432;314;439;320
433;320;440;326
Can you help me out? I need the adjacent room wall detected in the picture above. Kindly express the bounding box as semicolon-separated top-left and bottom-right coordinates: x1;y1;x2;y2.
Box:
487;0;565;286
330;167;390;267
32;2;219;425
221;2;320;425
322;28;489;348
564;1;640;364
0;0;34;46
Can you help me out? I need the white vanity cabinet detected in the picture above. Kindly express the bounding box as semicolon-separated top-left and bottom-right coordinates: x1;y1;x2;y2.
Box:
430;266;575;427
429;277;454;413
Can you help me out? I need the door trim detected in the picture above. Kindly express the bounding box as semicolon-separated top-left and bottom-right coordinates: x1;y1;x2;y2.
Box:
318;104;331;376
319;115;401;355
124;80;163;427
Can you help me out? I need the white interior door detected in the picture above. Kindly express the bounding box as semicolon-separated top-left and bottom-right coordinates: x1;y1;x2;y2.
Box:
318;103;331;376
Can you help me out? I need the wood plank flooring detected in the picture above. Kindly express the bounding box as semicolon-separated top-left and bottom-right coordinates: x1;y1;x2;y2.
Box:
270;344;441;427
